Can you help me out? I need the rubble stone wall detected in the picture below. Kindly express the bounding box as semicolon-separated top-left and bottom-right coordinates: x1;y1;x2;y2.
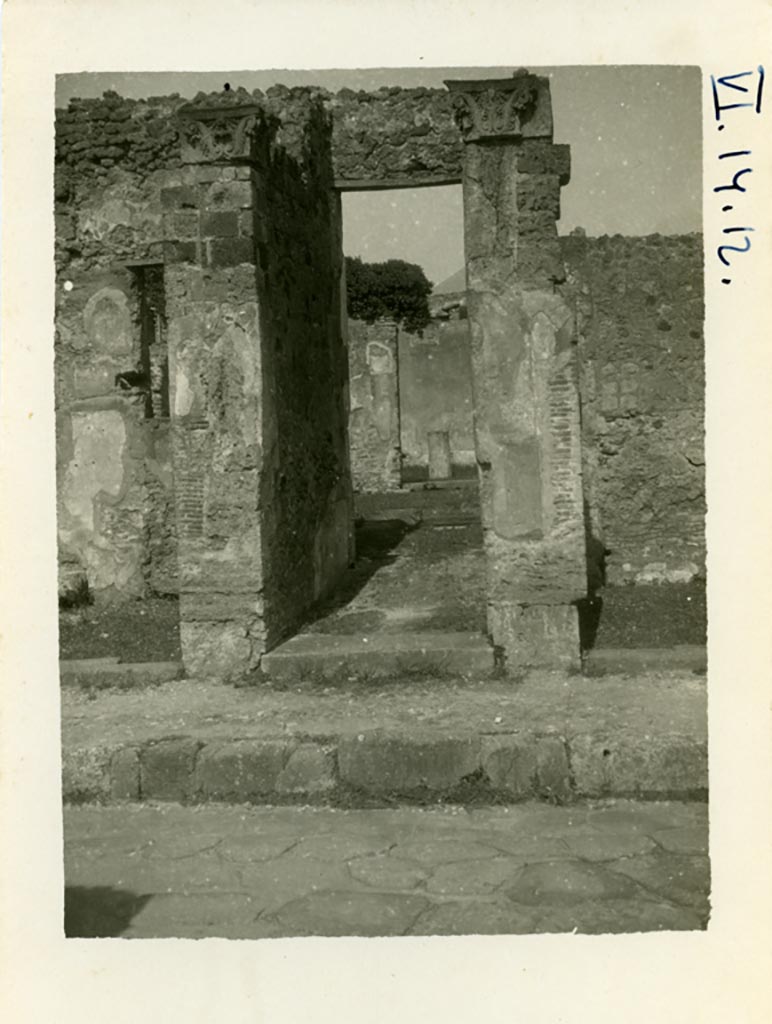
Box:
253;98;354;641
55;96;182;599
561;233;705;584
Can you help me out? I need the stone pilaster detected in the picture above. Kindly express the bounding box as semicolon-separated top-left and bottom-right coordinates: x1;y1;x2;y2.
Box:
163;94;268;679
164;90;353;679
445;73;587;669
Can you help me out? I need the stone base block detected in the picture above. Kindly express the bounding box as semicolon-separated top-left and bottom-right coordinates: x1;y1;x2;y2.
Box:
489;603;580;671
180;620;262;680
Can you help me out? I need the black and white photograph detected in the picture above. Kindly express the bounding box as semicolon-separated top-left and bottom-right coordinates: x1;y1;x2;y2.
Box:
55;63;709;939
1;2;771;1022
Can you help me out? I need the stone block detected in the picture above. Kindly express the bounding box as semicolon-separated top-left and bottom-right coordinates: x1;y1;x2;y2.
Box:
140;738;200;802
489;603;581;670
201;211;239;237
204;180;253;210
194;740;292;801
163;240;199;264
535;736;572;801
480;734;537;798
275;744;337;796
180;620;259;680
110;746;140;800
62;745;113;803
516;174;562;216
160;185;199;210
337;732;480;795
516;141;571;183
207;236;255;267
167;211;200;239
569;733;708;799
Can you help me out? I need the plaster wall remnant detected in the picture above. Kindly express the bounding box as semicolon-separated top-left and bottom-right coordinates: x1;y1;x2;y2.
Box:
347;320;402;492
446;72;586;669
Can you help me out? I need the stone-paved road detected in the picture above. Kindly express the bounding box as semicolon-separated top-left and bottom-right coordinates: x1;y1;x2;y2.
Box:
64;801;709;938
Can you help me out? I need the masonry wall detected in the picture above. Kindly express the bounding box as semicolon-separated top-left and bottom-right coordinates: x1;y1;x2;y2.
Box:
328;87;462;188
398;317;475;472
253;100;354;640
347;319;401;492
55;94;183;600
561;233;705;585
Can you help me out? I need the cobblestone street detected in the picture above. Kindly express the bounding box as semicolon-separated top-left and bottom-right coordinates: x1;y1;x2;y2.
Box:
64;800;709;938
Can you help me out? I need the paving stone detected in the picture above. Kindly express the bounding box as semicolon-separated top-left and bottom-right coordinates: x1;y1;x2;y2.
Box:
426;857;520;896
288;832;394;862
482;834;573;860
504;859;640;905
258;891;430;937
605;851;710;910
408;899;544;935
651;825;709;854
392;837;501;865
348;854;427;890
218;833;300;863
561;831;658;861
124;893;259;938
235;856;354;911
64;849;244;895
510;897;705;933
584;800;707;832
63;801;710;938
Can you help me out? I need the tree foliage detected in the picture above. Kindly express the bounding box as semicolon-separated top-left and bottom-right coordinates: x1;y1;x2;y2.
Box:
345;256;433;334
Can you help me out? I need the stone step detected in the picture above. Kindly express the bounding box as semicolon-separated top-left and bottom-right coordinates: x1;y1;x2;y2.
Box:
260;631;495;683
583;646;707;675
355;486;481;522
60;659;184;690
60;670;707;807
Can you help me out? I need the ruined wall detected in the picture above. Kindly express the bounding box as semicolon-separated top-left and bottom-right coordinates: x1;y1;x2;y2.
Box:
254;98;354;640
328;87;462;188
55;94;183;599
561;232;705;584
347;319;401;492
398;317;475;472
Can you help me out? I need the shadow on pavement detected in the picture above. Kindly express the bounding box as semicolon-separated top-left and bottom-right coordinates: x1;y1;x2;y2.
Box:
64;885;152;938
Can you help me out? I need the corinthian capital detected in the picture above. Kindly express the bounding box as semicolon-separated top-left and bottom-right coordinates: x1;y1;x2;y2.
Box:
177;90;265;164
445;72;552;143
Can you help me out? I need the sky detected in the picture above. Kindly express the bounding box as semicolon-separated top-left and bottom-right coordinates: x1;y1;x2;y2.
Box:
56;66;702;287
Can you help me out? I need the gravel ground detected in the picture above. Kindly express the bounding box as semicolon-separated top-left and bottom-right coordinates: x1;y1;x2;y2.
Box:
59;596;182;662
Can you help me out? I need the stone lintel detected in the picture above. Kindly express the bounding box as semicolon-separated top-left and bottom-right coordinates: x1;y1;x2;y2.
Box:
445;72;553;142
334;173;462;192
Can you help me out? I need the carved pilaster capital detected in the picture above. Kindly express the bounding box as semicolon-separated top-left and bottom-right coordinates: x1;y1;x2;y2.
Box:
177;92;265;164
445;72;552;143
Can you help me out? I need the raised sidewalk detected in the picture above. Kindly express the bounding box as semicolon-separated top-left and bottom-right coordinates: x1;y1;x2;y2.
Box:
62;669;707;806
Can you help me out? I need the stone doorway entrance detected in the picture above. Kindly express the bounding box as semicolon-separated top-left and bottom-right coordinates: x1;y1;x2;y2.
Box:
160;71;586;680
